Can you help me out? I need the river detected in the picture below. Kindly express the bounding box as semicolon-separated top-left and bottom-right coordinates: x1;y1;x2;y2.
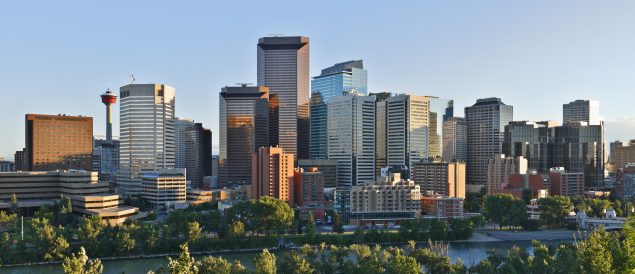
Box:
0;239;566;274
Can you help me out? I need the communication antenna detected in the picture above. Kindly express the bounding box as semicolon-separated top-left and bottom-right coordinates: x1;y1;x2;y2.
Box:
235;82;253;87
130;74;136;84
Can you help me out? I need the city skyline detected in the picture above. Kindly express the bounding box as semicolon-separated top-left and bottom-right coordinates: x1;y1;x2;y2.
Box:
2;1;635;159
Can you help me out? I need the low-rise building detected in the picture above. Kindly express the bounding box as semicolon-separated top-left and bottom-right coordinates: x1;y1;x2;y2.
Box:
348;170;421;225
486;154;528;194
549;167;584;196
70;194;140;225
420;193;464;218
0;161;13;172
294;167;325;206
141;169;187;210
187;189;230;205
411;158;466;198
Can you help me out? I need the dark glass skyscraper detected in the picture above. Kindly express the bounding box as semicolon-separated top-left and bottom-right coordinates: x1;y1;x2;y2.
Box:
310;60;367;159
257;36;310;160
465;98;513;188
219;85;269;186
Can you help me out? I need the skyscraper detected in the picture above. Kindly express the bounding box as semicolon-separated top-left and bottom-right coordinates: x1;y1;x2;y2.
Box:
25;114;93;171
94;88;119;188
371;92;391;176
553;122;604;189
427;97;454;158
118;84;176;197
219;85;269;186
257;36;310;160
442;117;467;162
386;94;430;176
251;146;294;206
328;94;375;187
310;60;368;159
465;98;513;189
563;99;601;125
176;118;212;188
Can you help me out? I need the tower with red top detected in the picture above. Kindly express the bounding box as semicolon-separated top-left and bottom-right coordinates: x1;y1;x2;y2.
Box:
100;88;117;141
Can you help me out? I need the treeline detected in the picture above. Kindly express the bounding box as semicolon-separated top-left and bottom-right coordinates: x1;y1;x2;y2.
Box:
0;196;480;266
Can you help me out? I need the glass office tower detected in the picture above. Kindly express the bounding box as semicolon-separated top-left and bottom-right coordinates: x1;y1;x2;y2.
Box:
257;36;310;161
428;97;454;158
310;60;367;160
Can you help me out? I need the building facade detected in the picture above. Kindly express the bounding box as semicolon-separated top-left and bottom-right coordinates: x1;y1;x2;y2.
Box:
411;158;466;198
293;167;325;206
465;98;513;189
442;117;467;163
386;94;430;175
549;167;585;196
118;84;176;197
486;154;528;193
257;36;310;160
251;146;295;206
420;195;464;218
176;118;212;188
553;122;604;189
297;159;338;188
0;170;108;201
371;92;392;176
349;172;421;225
327;94;375;187
563;99;601;125
310;60;367;160
219;85;269;186
613;140;635;170
141;169;187;210
427;97;454;158
25;114;93;171
92;138;119;190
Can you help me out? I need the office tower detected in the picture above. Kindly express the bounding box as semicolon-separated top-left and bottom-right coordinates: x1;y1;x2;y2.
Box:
211;155;219;177
549;167;585;196
371;92;391;176
554;122;604;189
349;171;421;226
465;98;513;189
502;120;559;172
310;60;368;159
0;160;13;172
614;140;635;170
176;118;212;188
251;146;294;206
118;84;176;197
297;159;338;188
25;114;93;171
563;99;601;125
141;168;187;210
427;97;454;158
95;88;120;188
327;94;375;187
219;85;269;186
442;117;467;162
411;158;466;198
486;154;528;193
293;167;325;206
14;149;26;171
386;94;430;175
257;36;310;160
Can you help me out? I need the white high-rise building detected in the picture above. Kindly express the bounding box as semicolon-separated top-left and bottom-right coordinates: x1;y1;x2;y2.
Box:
386;94;429;175
118;84;176;197
563;100;601;125
327;93;375;187
442;117;467;162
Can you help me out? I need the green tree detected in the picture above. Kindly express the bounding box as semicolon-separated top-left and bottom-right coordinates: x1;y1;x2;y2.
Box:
0;232;12;263
78;215;104;255
0;211;17;231
167;243;198;274
31;218;69;261
34;205;54;222
305;213;317;236
386;249;420;274
483;194;527;229
137;224;159;253
228;220;246;239
333;213;344;234
10;193;19;215
578;227;613;274
62;247;103;274
227;197;294;235
500;246;530;273
114;223;136;255
199;256;246;274
187;221;202;244
280;251;314;274
254;248;277;274
539;196;573;228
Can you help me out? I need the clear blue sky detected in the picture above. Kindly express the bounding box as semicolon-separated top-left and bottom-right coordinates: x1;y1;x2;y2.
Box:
1;1;634;159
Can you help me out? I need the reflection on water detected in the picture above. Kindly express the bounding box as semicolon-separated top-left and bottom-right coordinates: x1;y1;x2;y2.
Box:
0;240;568;274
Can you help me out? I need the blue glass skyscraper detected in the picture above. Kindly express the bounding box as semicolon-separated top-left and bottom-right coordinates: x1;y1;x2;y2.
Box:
310;60;368;159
